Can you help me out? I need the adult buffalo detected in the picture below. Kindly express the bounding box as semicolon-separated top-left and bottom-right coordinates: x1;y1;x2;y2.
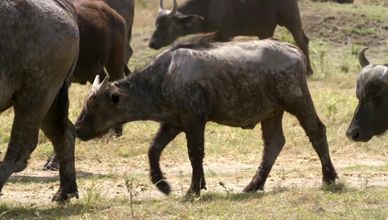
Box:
0;0;79;202
346;48;388;142
75;39;337;196
69;0;135;77
148;0;313;75
72;0;128;84
43;0;129;171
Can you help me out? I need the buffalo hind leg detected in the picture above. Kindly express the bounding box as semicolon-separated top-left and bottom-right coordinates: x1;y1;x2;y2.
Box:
243;112;285;192
279;1;313;75
41;92;78;203
43;154;59;171
286;94;337;185
184;121;207;196
148;123;181;195
0;107;42;193
294;112;337;184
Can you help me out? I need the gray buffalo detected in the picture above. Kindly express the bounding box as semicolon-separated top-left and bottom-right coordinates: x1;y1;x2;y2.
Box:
149;0;313;75
346;48;388;142
0;0;79;202
75;39;337;195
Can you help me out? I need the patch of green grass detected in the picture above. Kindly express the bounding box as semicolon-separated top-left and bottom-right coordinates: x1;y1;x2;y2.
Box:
344;163;388;172
349;26;376;35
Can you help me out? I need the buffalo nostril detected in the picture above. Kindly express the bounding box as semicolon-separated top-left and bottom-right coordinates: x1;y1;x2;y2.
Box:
148;41;161;50
346;128;360;141
351;132;359;140
148;41;155;48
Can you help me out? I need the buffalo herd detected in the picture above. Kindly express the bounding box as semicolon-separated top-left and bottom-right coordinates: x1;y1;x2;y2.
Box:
0;0;384;202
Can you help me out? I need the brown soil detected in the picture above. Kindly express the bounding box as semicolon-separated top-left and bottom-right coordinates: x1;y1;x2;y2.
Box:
300;2;388;46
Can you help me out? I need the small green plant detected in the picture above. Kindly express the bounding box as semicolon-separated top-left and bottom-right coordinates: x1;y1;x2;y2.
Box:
83;183;103;212
311;40;329;78
125;177;139;219
326;100;338;125
218;181;233;196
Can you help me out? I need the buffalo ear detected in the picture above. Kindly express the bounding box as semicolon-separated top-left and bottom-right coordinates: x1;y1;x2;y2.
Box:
181;15;204;27
380;68;388;85
111;93;120;104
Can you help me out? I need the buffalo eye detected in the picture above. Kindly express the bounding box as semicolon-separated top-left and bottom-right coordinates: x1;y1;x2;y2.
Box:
111;93;120;104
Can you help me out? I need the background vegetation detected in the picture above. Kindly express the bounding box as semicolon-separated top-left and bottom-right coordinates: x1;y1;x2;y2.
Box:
0;0;387;219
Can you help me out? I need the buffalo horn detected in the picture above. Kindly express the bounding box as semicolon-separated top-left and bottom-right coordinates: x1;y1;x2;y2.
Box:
359;47;370;68
91;75;101;93
92;75;101;87
99;76;110;92
169;0;177;15
159;0;164;11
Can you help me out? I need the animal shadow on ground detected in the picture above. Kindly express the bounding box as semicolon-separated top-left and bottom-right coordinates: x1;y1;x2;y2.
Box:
0;203;88;219
196;181;348;203
7;171;109;184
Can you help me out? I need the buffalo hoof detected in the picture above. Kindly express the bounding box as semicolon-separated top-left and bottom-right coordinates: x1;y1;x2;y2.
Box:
111;126;123;138
43;156;59;171
155;179;171;195
185;188;201;198
323;171;338;185
13;161;27;173
52;188;79;204
242;182;263;193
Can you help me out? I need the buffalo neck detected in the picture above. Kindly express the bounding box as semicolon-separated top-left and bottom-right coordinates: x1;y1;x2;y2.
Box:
178;0;208;17
115;64;167;123
178;0;217;34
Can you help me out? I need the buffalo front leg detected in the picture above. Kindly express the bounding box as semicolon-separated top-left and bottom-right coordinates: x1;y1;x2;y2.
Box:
41;94;78;203
0;106;43;193
184;122;207;196
148;123;181;195
243;112;285;192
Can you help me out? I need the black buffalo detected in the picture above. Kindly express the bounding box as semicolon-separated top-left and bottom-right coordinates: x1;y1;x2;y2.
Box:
346;48;388;142
0;0;79;202
75;40;337;196
149;0;313;75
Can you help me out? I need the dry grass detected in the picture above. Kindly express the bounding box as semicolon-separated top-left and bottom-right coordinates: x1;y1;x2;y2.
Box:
0;0;387;219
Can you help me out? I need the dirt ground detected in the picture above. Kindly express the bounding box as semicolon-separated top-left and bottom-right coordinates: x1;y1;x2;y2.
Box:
1;142;386;205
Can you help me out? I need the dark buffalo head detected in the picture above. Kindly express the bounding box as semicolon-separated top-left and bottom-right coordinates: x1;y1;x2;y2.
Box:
75;76;127;141
346;48;388;142
148;0;204;49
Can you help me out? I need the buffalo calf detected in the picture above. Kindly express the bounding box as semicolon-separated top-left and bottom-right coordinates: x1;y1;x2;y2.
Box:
75;39;337;196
